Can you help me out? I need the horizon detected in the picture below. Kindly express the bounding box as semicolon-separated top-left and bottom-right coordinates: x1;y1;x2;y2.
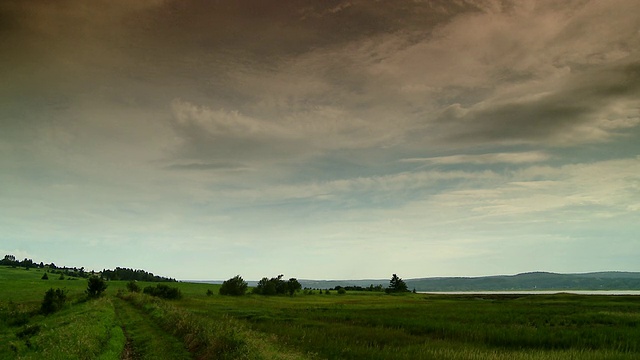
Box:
185;270;640;283
2;0;639;280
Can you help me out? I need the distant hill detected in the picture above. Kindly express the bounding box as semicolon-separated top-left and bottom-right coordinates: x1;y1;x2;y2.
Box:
287;272;640;291
404;272;640;292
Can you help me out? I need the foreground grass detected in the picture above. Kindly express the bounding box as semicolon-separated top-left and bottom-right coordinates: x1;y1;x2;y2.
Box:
0;297;123;360
2;266;640;359
119;291;308;359
178;291;640;359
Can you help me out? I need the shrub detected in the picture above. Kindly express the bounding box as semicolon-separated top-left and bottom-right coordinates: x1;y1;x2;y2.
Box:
41;288;67;315
41;272;49;280
219;275;248;296
86;276;108;298
143;284;182;299
206;289;214;296
126;280;140;293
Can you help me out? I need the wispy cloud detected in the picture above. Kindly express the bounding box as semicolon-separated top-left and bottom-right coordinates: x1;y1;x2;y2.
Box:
401;151;550;165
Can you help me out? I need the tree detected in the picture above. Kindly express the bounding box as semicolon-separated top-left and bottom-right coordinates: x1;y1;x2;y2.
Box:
219;275;248;296
1;255;18;267
41;272;49;280
253;275;300;296
254;277;277;295
41;288;66;314
286;278;302;296
86;276;108;298
387;274;408;293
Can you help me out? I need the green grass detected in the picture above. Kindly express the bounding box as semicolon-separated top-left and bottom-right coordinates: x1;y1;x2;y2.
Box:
0;297;123;360
2;266;640;359
177;290;640;359
113;297;191;360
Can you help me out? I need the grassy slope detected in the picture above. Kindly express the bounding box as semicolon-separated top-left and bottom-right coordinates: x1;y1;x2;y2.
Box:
2;266;640;359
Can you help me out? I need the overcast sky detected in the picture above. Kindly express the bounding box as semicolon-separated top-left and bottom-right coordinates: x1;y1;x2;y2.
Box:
1;0;639;280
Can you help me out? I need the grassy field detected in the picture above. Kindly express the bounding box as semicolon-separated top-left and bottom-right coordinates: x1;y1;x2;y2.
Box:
1;266;640;359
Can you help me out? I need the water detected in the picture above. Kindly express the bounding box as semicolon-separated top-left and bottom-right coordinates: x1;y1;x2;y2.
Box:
419;290;640;295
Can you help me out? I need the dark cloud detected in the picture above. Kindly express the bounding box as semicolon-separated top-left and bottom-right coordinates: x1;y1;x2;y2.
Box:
431;60;640;145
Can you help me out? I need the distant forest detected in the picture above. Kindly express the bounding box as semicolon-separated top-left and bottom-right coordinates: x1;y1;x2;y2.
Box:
1;254;176;282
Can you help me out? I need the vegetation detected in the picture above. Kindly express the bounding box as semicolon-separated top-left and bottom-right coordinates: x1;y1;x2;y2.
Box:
387;273;409;293
3;262;640;359
86;276;108;298
102;267;176;282
143;284;182;299
253;274;302;296
219;275;248;296
40;288;66;315
126;280;140;293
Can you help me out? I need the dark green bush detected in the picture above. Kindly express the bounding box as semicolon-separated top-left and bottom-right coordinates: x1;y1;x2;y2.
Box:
41;288;67;315
126;280;141;293
143;284;182;299
86;276;108;298
219;275;248;296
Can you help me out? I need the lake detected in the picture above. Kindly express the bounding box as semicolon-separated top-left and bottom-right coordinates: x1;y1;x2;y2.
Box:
419;290;640;295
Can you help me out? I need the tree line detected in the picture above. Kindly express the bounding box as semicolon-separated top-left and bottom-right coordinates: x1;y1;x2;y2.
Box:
2;255;175;282
101;267;176;282
217;274;410;296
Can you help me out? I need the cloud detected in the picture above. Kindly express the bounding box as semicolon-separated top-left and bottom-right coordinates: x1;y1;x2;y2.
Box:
171;99;291;139
401;151;550;165
164;162;251;171
431;62;640;146
220;169;499;204
426;156;640;218
169;98;400;165
356;0;640;148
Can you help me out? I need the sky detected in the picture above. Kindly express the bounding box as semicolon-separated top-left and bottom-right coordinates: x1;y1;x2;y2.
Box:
1;0;639;281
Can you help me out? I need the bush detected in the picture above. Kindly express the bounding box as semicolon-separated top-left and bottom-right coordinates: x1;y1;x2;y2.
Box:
206;289;214;296
252;275;301;296
143;284;182;299
126;280;140;293
219;275;248;296
41;288;67;315
86;276;108;298
41;272;49;280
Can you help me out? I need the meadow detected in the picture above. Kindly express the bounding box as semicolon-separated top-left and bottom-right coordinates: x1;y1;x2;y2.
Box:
1;266;640;359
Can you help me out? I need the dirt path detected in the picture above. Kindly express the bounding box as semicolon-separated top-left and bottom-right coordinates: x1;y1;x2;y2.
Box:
113;298;191;360
119;328;137;360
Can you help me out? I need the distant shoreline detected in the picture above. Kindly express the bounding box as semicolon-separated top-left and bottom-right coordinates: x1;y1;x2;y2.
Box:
418;290;640;295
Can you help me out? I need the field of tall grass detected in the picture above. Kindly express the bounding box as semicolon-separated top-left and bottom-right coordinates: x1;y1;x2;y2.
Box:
1;266;640;359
